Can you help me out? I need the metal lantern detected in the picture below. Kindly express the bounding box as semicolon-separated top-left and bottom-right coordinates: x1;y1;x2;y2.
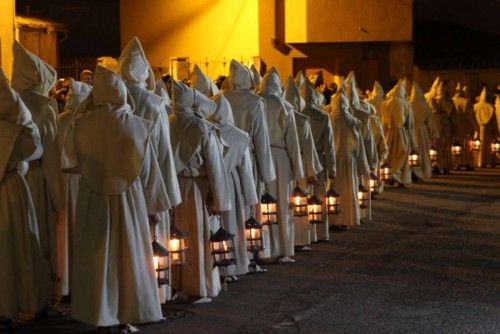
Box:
260;191;278;225
451;142;463;157
152;236;169;287
491;139;500;154
408;150;420;167
210;227;236;268
291;185;308;217
470;138;482;151
369;177;380;194
169;225;188;265
245;216;263;252
380;163;391;182
358;184;369;209
307;195;323;224
325;186;341;216
429;146;438;162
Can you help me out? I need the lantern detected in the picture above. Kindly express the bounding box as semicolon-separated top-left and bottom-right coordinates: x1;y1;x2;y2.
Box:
369;177;380;194
291;185;308;217
358;184;369;209
408;150;420;167
210;227;236;268
491;139;500;154
325;186;341;216
451;142;463;157
152;236;169;287
307;195;323;224
245;216;263;252
169;225;188;265
429;146;438;162
470;138;481;151
260;192;278;225
380;163;391;182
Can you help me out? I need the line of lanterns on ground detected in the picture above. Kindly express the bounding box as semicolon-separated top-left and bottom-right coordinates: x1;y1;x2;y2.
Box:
153;137;500;287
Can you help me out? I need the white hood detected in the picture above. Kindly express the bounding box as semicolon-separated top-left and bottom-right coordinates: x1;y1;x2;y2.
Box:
369;81;384;101
294;70;305;89
228;59;252;90
154;79;172;106
284;76;305;112
425;76;442;100
172;80;216;119
409;82;425;103
474;87;494;125
65;79;92;112
93;65;133;113
257;67;282;97
12;40;57;95
117;37;156;90
191;64;219;97
0;68;39;182
211;94;235;126
250;64;262;91
345;71;361;109
300;78;319;108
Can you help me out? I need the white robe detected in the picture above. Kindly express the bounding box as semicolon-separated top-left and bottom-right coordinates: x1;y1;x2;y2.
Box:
13;41;65;303
258;70;304;258
474;96;497;167
329;93;361;226
293;112;322;246
452;96;476;168
211;96;258;276
429;91;455;171
0;76;45;319
411;85;439;178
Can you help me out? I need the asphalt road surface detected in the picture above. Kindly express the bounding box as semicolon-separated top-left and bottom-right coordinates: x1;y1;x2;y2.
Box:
15;168;500;333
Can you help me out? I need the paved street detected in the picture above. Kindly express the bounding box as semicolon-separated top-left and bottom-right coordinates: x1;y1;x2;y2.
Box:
18;168;500;334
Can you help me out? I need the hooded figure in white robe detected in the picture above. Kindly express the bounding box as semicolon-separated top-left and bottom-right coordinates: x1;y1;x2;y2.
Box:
257;67;304;261
429;82;456;173
410;83;439;179
56;79;91;297
169;81;231;301
381;80;417;185
0;68;44;322
345;72;375;220
452;85;477;169
210;95;258;277
154;79;172;112
71;66;167;327
301;79;336;238
474;87;497;167
367;81;388;191
329;92;361;226
72;66;168;326
224;60;275;192
284;77;322;247
117;38;181;302
12;41;64;305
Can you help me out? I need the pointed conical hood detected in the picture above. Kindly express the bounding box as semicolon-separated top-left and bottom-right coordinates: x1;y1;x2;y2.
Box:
250;64;262;90
455;82;462;91
257;67;282;96
12;40;57;95
65;79;92;111
212;94;235;125
294;70;305;89
409;82;425;102
117;37;156;90
387;80;406;100
228;59;252;90
345;71;361;107
478;86;488;102
300;78;319;107
191;64;219;97
425;76;442;99
172;80;215;118
284;76;304;112
402;77;411;97
370;81;384;100
155;79;171;105
93;65;132;112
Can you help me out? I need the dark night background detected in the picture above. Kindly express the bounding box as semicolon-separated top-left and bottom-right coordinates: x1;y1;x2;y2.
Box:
15;0;500;69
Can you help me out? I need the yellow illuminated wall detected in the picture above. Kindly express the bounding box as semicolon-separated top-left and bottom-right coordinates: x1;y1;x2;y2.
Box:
0;0;15;79
120;0;260;79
